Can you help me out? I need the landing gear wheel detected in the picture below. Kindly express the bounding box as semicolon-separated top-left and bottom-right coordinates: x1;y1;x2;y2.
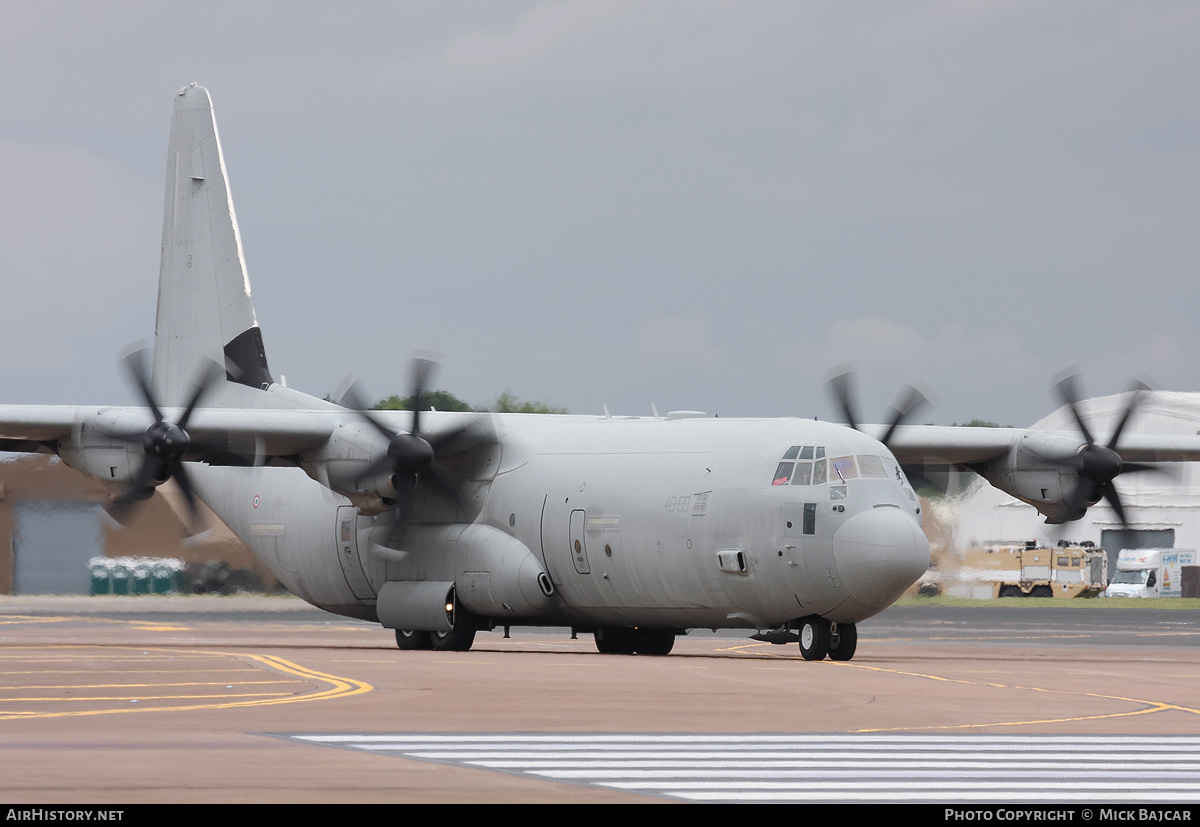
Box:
594;627;637;654
633;629;676;656
430;610;478;652
799;615;831;661
828;622;857;661
395;629;432;650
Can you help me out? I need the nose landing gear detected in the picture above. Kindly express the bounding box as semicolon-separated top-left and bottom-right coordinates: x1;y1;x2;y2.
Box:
798;615;857;661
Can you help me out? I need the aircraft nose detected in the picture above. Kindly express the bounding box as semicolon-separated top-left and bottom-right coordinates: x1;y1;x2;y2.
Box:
832;506;930;612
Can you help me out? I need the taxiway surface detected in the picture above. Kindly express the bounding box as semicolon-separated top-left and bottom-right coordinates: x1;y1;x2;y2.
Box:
0;596;1197;803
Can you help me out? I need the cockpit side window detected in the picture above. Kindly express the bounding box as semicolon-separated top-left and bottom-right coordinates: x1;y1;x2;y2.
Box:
772;462;794;485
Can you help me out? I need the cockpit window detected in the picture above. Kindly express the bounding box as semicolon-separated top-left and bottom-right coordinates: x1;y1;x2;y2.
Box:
772;462;794;485
858;455;888;478
791;461;812;485
813;458;827;485
830;456;858;480
773;446;828;486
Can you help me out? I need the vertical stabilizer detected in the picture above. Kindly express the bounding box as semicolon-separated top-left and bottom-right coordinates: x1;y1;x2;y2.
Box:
152;83;272;406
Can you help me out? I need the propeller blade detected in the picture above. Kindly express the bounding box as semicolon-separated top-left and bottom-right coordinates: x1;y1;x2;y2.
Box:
108;456;162;525
1099;480;1129;528
122;348;164;424
1106;380;1150;452
177;360;224;430
880;385;929;448
409;357;436;438
1054;373;1096;447
385;473;417;547
172;463;206;534
826;370;858;432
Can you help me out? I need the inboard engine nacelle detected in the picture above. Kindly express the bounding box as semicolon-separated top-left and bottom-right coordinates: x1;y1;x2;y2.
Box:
299;420;398;514
57;409;149;487
972;430;1083;522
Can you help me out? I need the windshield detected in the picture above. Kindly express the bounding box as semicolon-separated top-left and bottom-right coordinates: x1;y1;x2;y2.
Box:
1111;569;1149;585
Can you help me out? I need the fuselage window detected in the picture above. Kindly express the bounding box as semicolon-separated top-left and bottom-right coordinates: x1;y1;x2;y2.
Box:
803;502;816;535
831;456;858;480
858;455;888;478
799;445;814;460
772;462;794;485
791;461;813;486
783;446;801;460
815;446;825;459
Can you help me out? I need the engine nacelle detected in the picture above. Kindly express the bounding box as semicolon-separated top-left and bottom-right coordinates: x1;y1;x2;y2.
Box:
973;430;1087;523
56;408;151;488
298;420;397;514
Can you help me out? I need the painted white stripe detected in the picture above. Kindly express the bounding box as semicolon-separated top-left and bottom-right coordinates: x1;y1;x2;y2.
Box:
392;750;1200;763
605;780;1200;791
281;733;1200;804
674;791;1200;802
292;733;1200;746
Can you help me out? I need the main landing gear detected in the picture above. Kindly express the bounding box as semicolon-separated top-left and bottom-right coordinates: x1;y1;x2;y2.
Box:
593;627;676;656
798;615;857;662
394;609;479;653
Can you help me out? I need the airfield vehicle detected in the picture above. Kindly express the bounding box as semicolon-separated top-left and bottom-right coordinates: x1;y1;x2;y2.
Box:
933;541;1106;599
1103;549;1197;598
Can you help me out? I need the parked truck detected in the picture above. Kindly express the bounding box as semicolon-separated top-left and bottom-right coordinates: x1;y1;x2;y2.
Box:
1102;549;1197;598
936;540;1107;599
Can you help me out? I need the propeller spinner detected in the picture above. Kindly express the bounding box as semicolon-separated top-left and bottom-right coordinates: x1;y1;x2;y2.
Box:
106;349;223;531
1050;374;1162;527
340;358;490;546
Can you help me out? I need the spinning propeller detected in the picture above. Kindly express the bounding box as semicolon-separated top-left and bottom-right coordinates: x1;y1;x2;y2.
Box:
340;358;491;545
826;368;930;449
106;349;223;531
1050;374;1164;527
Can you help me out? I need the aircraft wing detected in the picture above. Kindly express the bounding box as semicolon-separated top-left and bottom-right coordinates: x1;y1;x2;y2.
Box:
0;405;334;459
862;424;1022;466
0;406;77;443
867;424;1200;466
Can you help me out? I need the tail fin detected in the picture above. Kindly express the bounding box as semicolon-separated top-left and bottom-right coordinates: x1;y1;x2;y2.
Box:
151;83;273;407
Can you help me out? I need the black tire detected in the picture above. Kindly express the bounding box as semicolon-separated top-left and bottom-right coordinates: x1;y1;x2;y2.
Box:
633;629;676;656
395;629;432;650
828;622;857;661
430;610;477;652
798;615;831;661
1030;585;1054;598
999;586;1024;598
594;627;637;655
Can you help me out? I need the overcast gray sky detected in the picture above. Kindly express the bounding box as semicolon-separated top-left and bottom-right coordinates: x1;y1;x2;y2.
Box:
2;1;1197;427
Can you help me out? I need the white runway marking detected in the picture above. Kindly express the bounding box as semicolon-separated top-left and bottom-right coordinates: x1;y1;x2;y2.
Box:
280;733;1200;803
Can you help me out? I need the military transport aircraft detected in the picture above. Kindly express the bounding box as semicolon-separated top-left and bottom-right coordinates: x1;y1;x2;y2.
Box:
4;84;1200;662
